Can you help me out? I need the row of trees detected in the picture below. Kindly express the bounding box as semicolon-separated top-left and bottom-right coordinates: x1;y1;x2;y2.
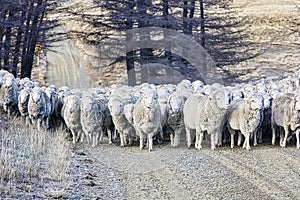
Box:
0;0;66;78
66;0;264;85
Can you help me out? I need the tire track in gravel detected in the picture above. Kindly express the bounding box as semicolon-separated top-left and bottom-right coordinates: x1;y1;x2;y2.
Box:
202;146;300;200
89;143;195;200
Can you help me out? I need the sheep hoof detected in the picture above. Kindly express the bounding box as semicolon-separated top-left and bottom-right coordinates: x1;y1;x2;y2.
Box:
253;143;258;147
297;145;300;149
139;146;143;150
211;147;216;151
196;146;202;150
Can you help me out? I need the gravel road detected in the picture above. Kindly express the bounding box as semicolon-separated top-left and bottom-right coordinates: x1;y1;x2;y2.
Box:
65;138;300;200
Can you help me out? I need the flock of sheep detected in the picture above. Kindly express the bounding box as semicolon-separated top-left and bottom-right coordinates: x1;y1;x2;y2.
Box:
1;69;300;151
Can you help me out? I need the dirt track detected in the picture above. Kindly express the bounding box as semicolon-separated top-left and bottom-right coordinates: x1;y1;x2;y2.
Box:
65;138;300;200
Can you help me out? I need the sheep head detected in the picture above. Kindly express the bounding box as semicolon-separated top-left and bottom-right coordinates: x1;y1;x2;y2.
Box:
110;99;124;116
31;88;43;104
211;89;231;110
3;74;15;88
247;94;264;111
19;89;30;104
142;91;158;109
167;94;183;113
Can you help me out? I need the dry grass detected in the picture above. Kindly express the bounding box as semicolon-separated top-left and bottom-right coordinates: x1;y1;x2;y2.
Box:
0;122;71;199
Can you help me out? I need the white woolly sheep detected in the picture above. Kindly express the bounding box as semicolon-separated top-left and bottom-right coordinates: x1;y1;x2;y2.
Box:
271;94;300;149
109;98;136;147
0;70;9;88
96;93;114;144
133;89;161;151
184;89;231;150
0;73;18;117
18;88;31;126
28;87;52;130
226;94;264;150
61;95;82;144
80;94;104;147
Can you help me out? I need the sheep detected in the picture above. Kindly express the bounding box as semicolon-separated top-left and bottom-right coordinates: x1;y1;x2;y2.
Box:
61;95;82;144
271;94;300;149
157;87;172;143
18;88;31;126
166;92;185;147
95;93;114;144
28;87;52;130
133;89;161;151
184;89;231;150
80;93;104;147
0;70;9;88
0;73;18;117
226;94;264;150
254;93;272;146
54;86;72;127
108;98;136;147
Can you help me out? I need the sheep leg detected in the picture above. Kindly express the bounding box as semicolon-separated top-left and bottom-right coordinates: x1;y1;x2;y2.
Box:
45;117;49;129
281;126;289;148
99;130;103;144
139;138;144;150
113;129;118;140
71;128;77;144
25;116;31;127
174;132;180;147
107;129;112;144
91;133;97;147
128;136;133;146
237;132;242;146
271;124;276;145
186;128;192;149
253;131;258;147
139;133;144;150
195;130;199;149
210;133;216;151
216;131;222;147
148;134;153;152
258;128;263;144
37;118;42;130
170;133;175;147
120;133;125;147
229;129;235;149
243;133;251;150
197;131;204;150
158;126;163;144
79;131;85;143
296;129;300;149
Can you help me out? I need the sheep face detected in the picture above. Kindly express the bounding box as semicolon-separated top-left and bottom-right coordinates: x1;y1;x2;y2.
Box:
110;100;124;116
66;96;80;114
19;90;30;104
214;90;231;109
142;92;158;108
31;88;43;103
168;95;183;113
248;95;264;110
263;94;272;109
3;74;15;88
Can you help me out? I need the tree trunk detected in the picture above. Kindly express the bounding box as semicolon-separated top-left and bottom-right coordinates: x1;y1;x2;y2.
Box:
21;0;44;79
200;0;205;48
